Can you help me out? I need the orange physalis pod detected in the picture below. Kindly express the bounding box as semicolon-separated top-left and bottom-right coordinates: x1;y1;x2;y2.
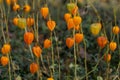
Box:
1;44;11;55
32;46;42;58
1;56;9;66
73;16;82;26
47;20;56;31
24;32;34;45
26;17;34;27
109;41;117;51
30;63;38;74
75;33;83;44
112;26;119;34
97;36;108;48
44;39;52;48
67;18;75;30
40;7;49;19
66;37;74;48
104;53;111;62
64;13;71;22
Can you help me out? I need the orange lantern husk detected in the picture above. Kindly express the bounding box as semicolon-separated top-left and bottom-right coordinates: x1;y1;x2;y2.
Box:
47;77;54;80
112;26;119;34
97;36;108;48
26;17;34;27
67;18;75;30
1;56;9;66
40;7;49;19
104;53;111;62
66;37;74;48
44;39;52;48
64;13;71;22
47;20;56;31
73;16;82;26
30;63;38;74
24;32;34;45
75;33;83;44
109;41;117;51
1;44;11;55
32;46;42;57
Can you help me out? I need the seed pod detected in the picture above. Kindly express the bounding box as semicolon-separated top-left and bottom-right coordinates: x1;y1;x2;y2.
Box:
26;17;34;27
17;18;26;29
47;77;54;80
74;25;80;31
67;18;75;30
112;26;119;34
109;41;117;51
1;44;11;55
104;53;111;62
6;0;11;5
75;33;83;44
23;4;31;13
64;13;71;22
13;17;18;26
47;20;56;31
32;46;42;58
66;37;74;48
40;7;49;19
97;36;108;48
13;3;20;11
90;23;102;36
73;16;82;26
1;56;9;66
71;5;78;15
67;3;76;13
24;32;34;45
30;63;38;74
44;39;52;48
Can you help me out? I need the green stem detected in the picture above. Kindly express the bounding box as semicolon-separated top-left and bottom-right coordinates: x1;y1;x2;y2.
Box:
83;38;88;80
51;32;55;73
73;28;77;80
54;31;61;80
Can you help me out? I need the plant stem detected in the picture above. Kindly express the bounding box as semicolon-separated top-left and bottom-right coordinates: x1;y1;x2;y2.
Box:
54;31;61;80
83;38;88;80
51;32;55;73
73;28;77;80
